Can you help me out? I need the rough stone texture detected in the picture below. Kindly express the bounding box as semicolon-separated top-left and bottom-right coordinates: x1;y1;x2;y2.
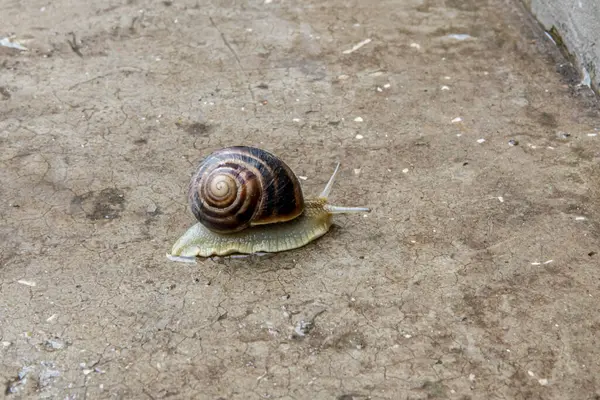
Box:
1;0;600;399
526;0;600;94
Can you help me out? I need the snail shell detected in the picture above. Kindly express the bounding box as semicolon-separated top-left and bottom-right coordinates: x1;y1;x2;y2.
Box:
188;146;305;234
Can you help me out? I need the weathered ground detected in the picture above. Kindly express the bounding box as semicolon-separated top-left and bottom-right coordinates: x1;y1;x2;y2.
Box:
1;0;600;399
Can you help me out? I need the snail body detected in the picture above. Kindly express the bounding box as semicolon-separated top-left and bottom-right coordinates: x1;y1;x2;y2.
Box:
167;146;370;261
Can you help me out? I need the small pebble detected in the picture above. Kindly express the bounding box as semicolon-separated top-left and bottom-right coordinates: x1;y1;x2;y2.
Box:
557;131;570;139
354;117;363;122
355;134;364;139
508;139;519;146
383;83;391;88
402;168;409;173
441;85;450;91
353;169;361;175
376;87;383;92
538;379;548;386
451;117;462;123
477;138;486;143
44;338;66;351
410;43;421;49
498;196;504;202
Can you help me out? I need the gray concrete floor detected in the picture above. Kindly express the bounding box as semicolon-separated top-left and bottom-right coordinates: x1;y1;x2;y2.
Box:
1;0;600;399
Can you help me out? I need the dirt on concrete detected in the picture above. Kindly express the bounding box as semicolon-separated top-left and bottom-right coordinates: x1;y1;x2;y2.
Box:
1;0;600;399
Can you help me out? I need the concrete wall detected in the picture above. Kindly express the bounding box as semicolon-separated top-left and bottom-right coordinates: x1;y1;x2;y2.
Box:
523;0;599;94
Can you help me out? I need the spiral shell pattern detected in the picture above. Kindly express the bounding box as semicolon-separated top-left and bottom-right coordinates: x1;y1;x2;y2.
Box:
188;146;305;233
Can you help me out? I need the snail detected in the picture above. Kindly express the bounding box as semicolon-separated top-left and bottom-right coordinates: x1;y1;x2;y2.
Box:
167;146;370;262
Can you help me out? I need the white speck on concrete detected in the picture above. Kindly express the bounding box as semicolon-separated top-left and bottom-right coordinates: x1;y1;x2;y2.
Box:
402;168;409;173
477;138;486;143
376;87;383;92
538;378;549;386
298;176;308;180
452;117;462;123
342;38;372;54
447;34;473;40
441;85;450;90
338;74;350;80
0;37;28;51
469;374;475;381
575;216;586;220
580;67;591;87
531;262;541;265
46;314;58;322
292;118;300;122
410;42;421;49
354;117;363;122
353;168;361;175
383;83;391;88
544;259;553;264
528;370;535;377
17;280;36;287
404;334;412;338
587;133;597;137
498;196;504;202
544;31;557;45
355;134;364;139
444;76;451;80
2;341;11;347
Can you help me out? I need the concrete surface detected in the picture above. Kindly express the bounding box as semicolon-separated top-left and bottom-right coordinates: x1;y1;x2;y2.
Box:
1;0;600;399
524;0;600;95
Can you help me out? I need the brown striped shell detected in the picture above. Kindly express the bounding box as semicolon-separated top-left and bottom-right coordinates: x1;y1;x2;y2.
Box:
188;146;305;234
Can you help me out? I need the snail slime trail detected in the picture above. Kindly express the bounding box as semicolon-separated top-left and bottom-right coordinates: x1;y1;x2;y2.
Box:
167;146;371;262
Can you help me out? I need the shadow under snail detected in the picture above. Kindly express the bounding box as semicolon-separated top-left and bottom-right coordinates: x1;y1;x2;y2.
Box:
167;146;371;262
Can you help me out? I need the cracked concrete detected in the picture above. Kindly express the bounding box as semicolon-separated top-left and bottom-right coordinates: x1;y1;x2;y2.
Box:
1;0;600;399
